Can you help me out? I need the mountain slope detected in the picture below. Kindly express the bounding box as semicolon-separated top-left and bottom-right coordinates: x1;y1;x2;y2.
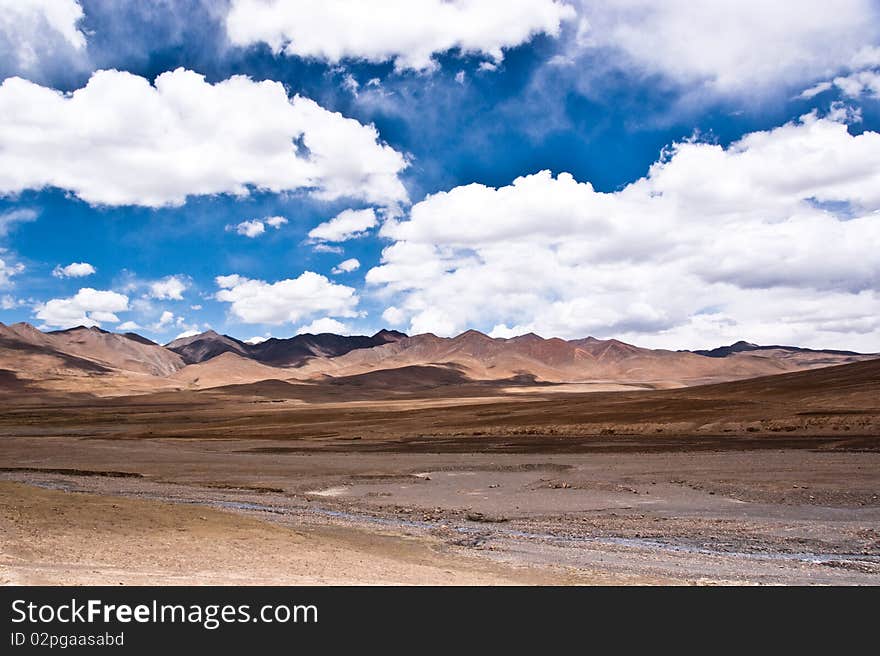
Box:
1;322;876;395
165;330;250;364
166;328;406;366
1;323;184;377
168;352;300;388
296;330;877;385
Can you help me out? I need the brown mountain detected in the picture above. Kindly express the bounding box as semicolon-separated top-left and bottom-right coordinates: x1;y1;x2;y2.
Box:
295;330;877;385
164;330;250;363
0;322;186;396
0;321;876;396
168;352;301;388
0;323;184;377
166;328;406;366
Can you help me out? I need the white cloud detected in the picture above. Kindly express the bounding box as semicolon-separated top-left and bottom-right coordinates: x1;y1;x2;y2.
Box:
296;317;350;335
799;64;880;101
1;294;20;310
244;334;271;344
225;0;575;71
215;271;358;325
230;215;288;237
0;208;38;237
381;306;406;326
833;69;880;98
0;257;24;287
152;310;175;331
149;276;188;301
332;258;360;274
234;219;265;238
342;73;359;96
35;288;129;329
309;208;377;242
190;304;202;311
265;216;287;229
117;320;142;331
0;0;86;78
312;243;343;254
799;81;833;99
52;261;95;278
368;113;880;351
565;0;880;95
0;68;408;208
174;329;201;340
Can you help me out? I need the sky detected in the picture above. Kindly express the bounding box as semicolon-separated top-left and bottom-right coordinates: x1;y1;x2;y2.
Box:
0;0;879;351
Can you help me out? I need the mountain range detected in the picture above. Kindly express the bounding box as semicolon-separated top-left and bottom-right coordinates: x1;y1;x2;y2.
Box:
0;321;875;397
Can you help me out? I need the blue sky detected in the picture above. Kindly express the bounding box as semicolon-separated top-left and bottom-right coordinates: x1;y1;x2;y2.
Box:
1;1;879;350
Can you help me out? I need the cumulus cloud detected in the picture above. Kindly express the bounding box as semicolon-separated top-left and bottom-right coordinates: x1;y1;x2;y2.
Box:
225;0;575;71
148;276;188;301
296;317;350;335
117;320;141;331
309;208;377;242
152;310;176;331
174;329;201;340
233;219;265;238
34;287;129;329
368;113;880;350
230;215;287;237
265;216;287;228
0;0;87;80
52;262;95;278
215;271;358;325
381;306;406;326
563;1;880;95
332;258;360;274
0;256;24;287
0;68;408;208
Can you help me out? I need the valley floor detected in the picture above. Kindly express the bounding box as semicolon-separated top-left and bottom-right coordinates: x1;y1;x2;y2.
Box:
1;367;878;585
1;432;878;585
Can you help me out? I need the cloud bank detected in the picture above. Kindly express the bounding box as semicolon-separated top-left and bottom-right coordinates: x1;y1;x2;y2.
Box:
215;272;358;325
561;1;880;96
0;0;87;81
368;113;880;350
35;287;129;329
0;68;408;208
226;0;575;71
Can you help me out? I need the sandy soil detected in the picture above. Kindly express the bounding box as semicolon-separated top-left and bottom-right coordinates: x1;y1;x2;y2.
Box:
0;481;610;585
1;362;878;585
1;437;878;585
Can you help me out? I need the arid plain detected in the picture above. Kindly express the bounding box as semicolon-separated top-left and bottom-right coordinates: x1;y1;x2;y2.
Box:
1;323;879;585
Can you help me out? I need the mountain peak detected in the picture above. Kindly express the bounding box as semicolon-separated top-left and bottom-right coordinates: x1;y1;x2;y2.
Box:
372;329;407;342
49;325;110;335
456;329;490;340
695;341;762;358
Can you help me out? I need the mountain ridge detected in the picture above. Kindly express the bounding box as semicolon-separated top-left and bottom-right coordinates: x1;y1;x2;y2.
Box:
0;321;876;396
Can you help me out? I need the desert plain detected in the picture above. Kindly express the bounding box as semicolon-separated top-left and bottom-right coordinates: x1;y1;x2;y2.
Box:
1;322;878;586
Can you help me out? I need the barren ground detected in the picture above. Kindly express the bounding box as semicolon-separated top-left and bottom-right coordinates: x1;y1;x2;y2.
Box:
1;365;878;585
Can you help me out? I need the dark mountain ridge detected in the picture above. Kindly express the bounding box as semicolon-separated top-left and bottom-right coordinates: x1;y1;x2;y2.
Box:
165;328;407;366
